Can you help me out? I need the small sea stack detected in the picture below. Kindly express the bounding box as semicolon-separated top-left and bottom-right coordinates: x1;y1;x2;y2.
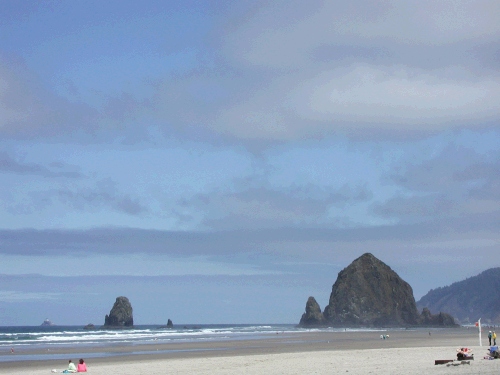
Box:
103;296;134;328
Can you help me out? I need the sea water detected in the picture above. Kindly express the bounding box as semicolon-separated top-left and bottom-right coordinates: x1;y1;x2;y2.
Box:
0;324;388;362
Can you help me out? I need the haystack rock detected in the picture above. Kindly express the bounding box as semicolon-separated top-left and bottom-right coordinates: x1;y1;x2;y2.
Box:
299;253;457;327
323;253;420;326
299;297;327;326
103;296;134;328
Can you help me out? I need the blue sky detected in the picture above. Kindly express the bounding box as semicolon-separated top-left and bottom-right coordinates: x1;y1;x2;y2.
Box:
1;0;499;325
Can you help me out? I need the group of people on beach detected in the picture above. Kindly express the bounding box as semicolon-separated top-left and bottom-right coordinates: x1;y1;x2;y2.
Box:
488;331;497;346
63;359;87;373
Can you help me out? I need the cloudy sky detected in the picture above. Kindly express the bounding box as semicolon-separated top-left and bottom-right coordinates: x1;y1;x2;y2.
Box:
1;0;499;325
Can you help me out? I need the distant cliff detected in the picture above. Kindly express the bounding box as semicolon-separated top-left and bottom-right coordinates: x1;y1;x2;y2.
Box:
103;296;134;328
300;253;457;327
417;268;500;324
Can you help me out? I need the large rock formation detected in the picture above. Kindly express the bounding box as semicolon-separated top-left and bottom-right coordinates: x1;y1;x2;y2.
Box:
323;253;420;326
103;296;134;328
299;253;457;327
299;297;327;326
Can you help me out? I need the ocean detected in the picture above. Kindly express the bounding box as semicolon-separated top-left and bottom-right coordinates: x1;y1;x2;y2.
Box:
0;324;388;362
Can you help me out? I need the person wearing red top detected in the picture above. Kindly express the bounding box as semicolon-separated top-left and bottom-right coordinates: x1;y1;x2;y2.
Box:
77;359;87;372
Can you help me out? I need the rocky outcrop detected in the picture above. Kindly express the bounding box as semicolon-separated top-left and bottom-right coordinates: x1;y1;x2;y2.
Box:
419;307;456;326
299;297;327;326
83;323;96;330
299;253;457;327
323;253;420;326
160;319;174;329
103;296;134;328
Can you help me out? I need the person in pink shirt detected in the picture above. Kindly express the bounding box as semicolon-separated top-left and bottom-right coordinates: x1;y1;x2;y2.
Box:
77;359;87;372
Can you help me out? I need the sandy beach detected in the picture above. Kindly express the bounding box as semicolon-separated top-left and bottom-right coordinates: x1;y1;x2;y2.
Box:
1;328;499;374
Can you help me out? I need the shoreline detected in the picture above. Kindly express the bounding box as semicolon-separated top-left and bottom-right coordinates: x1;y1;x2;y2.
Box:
0;328;487;368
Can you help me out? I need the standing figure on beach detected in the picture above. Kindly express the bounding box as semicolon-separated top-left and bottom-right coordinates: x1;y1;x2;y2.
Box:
488;331;492;345
77;359;87;372
493;331;497;345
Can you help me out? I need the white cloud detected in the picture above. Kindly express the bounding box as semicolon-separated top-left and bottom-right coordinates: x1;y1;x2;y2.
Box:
199;1;500;142
224;1;500;68
292;65;499;125
209;65;500;140
3;1;499;144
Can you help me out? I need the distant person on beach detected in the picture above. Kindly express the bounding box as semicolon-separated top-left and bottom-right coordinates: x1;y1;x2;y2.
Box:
494;331;497;345
77;359;87;372
489;331;492;345
62;360;77;373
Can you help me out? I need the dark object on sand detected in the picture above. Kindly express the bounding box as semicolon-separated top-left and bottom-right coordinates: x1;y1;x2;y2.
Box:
447;360;471;366
434;359;454;365
456;347;474;361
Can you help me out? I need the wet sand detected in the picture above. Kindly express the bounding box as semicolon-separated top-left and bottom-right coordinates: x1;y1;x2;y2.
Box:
1;328;497;374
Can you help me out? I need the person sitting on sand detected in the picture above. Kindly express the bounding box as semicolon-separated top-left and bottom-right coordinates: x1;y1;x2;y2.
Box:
62;360;77;373
77;359;87;372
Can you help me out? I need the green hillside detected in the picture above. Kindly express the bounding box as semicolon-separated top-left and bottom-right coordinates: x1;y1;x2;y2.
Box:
417;268;500;324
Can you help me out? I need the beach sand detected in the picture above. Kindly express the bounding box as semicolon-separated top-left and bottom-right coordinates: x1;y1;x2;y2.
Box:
2;328;499;374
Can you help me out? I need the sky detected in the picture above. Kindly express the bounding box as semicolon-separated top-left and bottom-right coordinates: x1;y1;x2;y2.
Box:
0;0;499;326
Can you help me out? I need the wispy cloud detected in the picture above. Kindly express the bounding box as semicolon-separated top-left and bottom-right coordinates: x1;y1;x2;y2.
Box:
57;179;148;215
374;146;500;223
0;152;82;178
0;291;61;302
2;2;499;145
2;178;148;216
177;183;373;230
